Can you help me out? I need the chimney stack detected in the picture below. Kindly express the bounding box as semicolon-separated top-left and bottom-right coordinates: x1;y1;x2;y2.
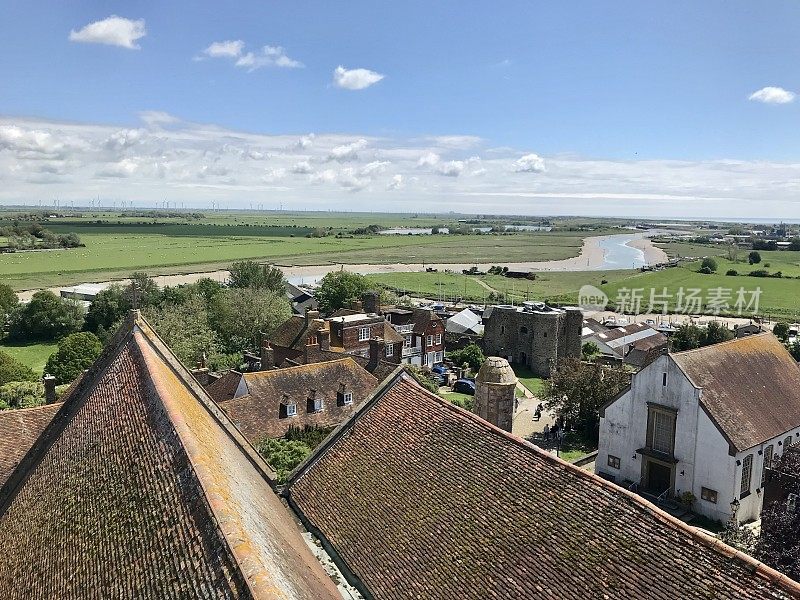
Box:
363;290;380;315
349;299;363;312
319;328;330;351
260;341;274;371
368;337;385;371
43;375;57;405
306;308;320;324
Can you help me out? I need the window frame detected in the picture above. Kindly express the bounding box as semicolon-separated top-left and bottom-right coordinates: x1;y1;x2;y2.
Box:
427;335;433;347
434;333;442;345
700;487;718;504
646;404;677;456
343;392;353;405
740;453;753;498
358;327;370;341
286;403;297;417
607;455;621;469
385;343;394;357
762;444;774;486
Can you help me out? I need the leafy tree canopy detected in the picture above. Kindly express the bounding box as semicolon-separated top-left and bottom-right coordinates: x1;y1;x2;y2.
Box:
0;380;45;410
447;343;485;371
748;251;762;265
144;294;220;368
209;288;291;354
543;358;631;440
0;350;38;386
44;332;102;385
669;322;733;352
700;257;718;273
9;291;84;341
228;261;286;293
315;270;372;313
0;283;18;323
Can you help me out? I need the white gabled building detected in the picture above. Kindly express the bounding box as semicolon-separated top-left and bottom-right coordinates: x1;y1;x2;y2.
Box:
597;333;800;524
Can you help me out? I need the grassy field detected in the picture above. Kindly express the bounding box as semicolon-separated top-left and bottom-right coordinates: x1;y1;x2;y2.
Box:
368;269;635;304
511;365;546;396
0;212;616;290
600;259;800;320
0;341;57;375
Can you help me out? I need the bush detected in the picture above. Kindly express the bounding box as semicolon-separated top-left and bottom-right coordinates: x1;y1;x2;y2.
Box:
725;269;738;276
699;266;712;274
748;251;761;265
255;438;312;483
700;257;718;273
774;322;790;342
0;350;38;386
44;332;102;385
0;381;45;410
447;343;485;371
315;270;372;313
748;269;770;278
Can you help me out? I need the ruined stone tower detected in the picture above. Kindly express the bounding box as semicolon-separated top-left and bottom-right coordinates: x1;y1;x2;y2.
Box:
474;357;518;432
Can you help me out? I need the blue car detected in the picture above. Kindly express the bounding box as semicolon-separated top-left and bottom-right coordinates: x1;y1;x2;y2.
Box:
453;379;475;395
432;365;449;376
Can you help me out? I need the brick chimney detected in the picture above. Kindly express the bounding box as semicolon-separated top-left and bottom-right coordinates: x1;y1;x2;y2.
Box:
43;374;57;405
319;328;330;351
368;337;385;371
260;341;274;371
349;299;363;312
306;309;320;324
363;290;380;315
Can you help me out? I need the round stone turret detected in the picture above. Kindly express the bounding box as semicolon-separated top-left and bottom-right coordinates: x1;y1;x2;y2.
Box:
474;357;518;432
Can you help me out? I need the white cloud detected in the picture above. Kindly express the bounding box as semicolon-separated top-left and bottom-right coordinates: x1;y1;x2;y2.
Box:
138;111;181;128
437;160;465;177
198;41;303;71
360;160;390;176
328;139;368;162
69;16;146;50
333;66;384;90
291;160;314;174
748;86;796;105
295;134;315;149
4;114;800;218
387;174;404;190
417;152;440;167
202;40;245;58
512;153;546;173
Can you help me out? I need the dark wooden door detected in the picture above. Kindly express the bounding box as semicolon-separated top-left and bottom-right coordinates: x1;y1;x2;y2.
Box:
647;461;672;494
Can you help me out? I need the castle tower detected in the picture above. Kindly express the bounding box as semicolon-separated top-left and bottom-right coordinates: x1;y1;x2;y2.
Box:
474;357;518;432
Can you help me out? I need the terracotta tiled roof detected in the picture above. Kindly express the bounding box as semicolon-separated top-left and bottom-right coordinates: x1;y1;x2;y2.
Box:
270;315;327;350
0;404;61;487
220;358;378;442
206;369;244;403
380;321;404;344
673;333;800;452
0;312;340;600
288;373;800;600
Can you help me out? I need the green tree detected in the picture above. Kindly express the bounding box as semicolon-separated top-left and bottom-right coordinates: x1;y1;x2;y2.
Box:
228;261;286;292
703;321;734;346
124;272;162;309
774;322;791;343
209;288;291;353
748;251;762;265
407;365;440;393
700;257;718;273
145;295;220;367
447;343;485;371
9;291;84;341
0;350;37;385
256;438;312;483
84;284;127;333
0;282;18;326
543;358;631;441
670;323;705;351
315;270;372;313
44;332;102;384
582;341;600;361
0;381;45;410
755;448;800;579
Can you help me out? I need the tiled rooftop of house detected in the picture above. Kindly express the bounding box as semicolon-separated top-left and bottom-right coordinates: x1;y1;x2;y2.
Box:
0;403;62;487
287;372;800;600
217;358;379;442
673;333;800;452
0;312;340;600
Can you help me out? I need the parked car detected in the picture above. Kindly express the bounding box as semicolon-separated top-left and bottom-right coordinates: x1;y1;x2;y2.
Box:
432;365;450;376
453;379;476;395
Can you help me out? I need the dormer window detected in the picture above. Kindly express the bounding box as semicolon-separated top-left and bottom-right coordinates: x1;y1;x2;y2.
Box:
280;393;297;418
286;403;297;417
307;389;323;413
336;383;353;406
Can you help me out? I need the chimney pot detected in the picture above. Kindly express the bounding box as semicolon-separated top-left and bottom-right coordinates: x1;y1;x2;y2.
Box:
260;341;274;371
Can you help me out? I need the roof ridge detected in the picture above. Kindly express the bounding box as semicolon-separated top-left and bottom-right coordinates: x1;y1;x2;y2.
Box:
244;356;358;379
299;372;800;596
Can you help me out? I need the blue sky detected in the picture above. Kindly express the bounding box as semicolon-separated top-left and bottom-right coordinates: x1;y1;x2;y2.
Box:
1;1;799;218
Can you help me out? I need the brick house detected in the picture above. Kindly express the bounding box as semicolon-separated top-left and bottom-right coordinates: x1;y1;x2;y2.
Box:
327;312;403;362
384;308;445;366
208;357;379;441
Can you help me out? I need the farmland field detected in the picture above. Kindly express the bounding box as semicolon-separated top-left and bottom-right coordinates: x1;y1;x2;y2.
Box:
0;341;57;375
0;210;617;290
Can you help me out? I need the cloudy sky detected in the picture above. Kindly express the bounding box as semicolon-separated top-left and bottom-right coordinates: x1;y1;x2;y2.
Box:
1;1;799;219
